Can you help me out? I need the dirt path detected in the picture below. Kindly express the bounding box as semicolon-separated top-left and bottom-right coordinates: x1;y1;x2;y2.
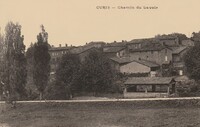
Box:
1;97;200;103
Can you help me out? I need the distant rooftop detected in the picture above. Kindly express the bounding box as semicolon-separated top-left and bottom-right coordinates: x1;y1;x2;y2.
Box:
128;38;156;44
170;46;187;54
110;57;160;67
129;43;169;52
103;47;125;53
124;77;174;85
49;46;75;51
110;57;131;64
105;41;127;47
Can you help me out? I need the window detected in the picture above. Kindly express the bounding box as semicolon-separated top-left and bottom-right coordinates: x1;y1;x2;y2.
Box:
116;52;119;57
165;56;168;62
179;70;183;76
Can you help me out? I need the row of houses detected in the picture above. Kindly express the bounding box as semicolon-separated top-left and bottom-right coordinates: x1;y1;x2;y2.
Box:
49;35;194;98
49;36;193;76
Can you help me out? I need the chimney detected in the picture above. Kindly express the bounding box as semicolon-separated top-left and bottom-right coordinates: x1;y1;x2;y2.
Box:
59;44;61;47
65;44;68;47
52;45;54;47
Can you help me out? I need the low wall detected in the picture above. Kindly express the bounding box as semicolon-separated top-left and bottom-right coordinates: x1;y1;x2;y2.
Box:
124;92;168;98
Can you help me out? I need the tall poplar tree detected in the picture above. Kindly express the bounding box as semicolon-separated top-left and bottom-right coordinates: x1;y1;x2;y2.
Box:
33;25;50;100
4;22;27;100
0;29;5;100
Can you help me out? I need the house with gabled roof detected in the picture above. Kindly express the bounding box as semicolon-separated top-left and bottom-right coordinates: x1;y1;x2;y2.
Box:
70;46;100;63
127;38;156;51
170;46;189;75
157;35;180;46
103;46;127;58
110;57;160;76
123;77;176;98
129;43;173;65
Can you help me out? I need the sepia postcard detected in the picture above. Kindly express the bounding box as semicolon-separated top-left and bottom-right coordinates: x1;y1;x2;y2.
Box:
0;0;200;127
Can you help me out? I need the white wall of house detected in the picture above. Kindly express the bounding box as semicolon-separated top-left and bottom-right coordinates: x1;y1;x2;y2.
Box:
120;62;151;74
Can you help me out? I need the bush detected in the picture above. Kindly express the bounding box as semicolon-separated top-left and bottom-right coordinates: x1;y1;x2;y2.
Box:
44;81;71;100
177;80;200;97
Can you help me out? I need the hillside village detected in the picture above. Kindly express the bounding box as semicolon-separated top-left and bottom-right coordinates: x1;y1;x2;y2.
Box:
0;30;197;99
48;34;194;98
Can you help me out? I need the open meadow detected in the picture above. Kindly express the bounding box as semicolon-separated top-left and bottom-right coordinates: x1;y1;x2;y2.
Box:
0;99;200;127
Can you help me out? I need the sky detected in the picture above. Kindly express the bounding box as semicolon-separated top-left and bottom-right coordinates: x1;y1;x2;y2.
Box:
0;0;200;48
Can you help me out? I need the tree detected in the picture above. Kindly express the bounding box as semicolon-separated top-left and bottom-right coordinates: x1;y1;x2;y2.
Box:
184;43;200;82
33;25;50;100
0;29;5;100
45;53;81;99
170;33;188;42
26;43;38;99
75;50;114;96
191;32;200;42
4;22;27;101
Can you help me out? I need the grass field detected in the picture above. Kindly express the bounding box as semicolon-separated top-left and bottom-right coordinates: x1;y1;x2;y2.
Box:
0;100;200;127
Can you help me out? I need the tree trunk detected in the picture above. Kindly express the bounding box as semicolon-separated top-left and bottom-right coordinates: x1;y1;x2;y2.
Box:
39;92;43;100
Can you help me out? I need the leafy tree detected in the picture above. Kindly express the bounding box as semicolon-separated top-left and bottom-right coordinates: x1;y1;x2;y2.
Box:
26;43;38;99
33;25;50;100
4;22;27;101
184;43;200;83
169;33;188;42
75;50;114;96
45;53;80;99
191;32;200;42
0;30;5;100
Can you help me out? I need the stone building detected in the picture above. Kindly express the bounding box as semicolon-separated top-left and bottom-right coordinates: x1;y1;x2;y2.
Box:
110;57;160;76
129;43;173;65
103;41;128;58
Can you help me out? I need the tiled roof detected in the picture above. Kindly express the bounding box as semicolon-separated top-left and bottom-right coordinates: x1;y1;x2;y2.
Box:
103;47;125;53
49;46;73;51
128;38;155;44
70;46;97;54
136;59;160;68
105;41;127;47
124;77;174;85
174;76;189;82
110;57;159;67
171;46;187;54
110;57;131;64
129;43;168;52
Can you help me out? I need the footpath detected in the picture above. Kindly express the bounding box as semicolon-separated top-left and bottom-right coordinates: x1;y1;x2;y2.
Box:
1;97;200;103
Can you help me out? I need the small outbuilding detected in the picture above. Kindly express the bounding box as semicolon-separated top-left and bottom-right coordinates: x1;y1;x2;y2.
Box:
123;77;176;98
